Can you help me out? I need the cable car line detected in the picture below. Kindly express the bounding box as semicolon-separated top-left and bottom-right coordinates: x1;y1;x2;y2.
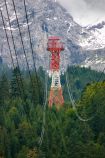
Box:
23;0;40;96
9;0;37;100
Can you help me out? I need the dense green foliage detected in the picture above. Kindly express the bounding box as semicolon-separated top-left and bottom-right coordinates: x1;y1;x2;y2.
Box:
0;66;105;158
62;66;105;100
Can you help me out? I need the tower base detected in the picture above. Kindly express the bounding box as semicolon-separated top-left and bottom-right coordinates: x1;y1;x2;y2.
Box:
48;87;64;109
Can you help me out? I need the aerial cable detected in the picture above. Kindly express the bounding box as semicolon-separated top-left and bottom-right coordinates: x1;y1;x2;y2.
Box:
23;0;40;91
11;0;48;147
65;54;94;121
0;7;29;117
38;71;48;147
65;67;93;122
63;51;93;121
2;1;34;122
0;7;23;99
8;0;41;105
28;2;50;148
10;0;37;100
38;27;48;148
3;0;26;97
64;24;96;121
0;7;15;70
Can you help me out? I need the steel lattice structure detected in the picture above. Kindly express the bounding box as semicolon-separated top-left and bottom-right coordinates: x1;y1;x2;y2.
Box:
47;36;64;108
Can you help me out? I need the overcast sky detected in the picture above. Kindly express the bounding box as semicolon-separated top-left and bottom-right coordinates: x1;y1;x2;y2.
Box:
57;0;105;26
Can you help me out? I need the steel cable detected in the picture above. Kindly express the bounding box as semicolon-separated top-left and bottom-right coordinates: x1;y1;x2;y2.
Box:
0;7;23;99
2;1;36;122
3;0;26;98
38;26;49;148
10;0;37;99
23;0;40;97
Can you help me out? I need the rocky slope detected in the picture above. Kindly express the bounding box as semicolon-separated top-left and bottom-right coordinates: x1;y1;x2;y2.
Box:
0;0;105;72
79;21;105;71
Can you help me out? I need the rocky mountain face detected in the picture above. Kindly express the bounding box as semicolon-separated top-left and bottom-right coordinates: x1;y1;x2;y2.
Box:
79;21;105;50
0;0;105;72
79;21;105;71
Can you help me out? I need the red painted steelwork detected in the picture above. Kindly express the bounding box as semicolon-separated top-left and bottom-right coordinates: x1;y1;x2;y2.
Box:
47;36;64;108
47;36;64;71
48;88;64;108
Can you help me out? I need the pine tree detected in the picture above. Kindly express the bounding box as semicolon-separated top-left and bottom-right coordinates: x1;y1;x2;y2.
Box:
0;73;10;105
29;74;44;105
10;67;24;99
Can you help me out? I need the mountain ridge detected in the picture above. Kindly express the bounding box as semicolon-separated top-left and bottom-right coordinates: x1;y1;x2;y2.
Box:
0;0;105;72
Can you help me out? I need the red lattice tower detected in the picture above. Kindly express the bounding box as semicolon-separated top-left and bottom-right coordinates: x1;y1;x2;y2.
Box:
47;36;64;108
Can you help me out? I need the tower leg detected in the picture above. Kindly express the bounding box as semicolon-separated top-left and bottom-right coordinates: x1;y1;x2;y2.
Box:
48;87;64;109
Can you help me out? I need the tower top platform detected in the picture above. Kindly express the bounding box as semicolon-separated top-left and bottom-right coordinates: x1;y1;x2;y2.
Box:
47;36;64;52
48;36;60;40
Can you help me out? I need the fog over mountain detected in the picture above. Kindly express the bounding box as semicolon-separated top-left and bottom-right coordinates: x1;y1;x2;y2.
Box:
58;0;105;26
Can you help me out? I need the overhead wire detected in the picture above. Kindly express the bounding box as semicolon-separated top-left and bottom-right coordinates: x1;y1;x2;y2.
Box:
10;0;37;100
64;26;94;122
38;25;48;148
9;0;44;106
65;66;93;121
38;71;48;147
4;0;48;149
23;1;49;148
2;0;37;122
3;0;26;98
0;6;31;119
0;6;23;100
25;1;50;148
23;0;36;67
23;0;40;96
4;2;50;152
